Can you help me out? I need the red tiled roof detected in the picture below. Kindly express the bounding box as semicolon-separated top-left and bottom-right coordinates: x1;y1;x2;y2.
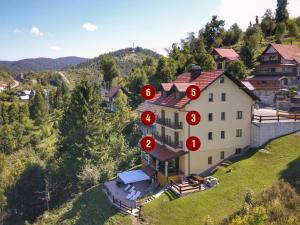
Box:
213;48;239;61
149;70;259;108
106;86;121;98
173;83;195;92
136;101;156;113
149;142;186;161
268;43;300;64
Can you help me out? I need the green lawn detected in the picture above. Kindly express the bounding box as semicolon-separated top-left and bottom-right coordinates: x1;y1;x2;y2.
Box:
140;133;300;225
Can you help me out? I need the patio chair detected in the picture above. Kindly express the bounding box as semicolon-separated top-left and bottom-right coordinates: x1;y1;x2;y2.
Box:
124;184;131;192
130;191;141;201
126;190;136;200
128;186;135;193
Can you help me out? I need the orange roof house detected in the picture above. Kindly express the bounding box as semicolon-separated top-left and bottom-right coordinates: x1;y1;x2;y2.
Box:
212;48;240;70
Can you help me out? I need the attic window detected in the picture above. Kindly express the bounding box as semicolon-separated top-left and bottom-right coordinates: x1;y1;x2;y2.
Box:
175;90;180;99
220;76;225;83
162;90;166;97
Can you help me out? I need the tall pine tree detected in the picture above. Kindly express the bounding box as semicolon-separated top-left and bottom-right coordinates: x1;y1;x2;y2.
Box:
275;0;289;23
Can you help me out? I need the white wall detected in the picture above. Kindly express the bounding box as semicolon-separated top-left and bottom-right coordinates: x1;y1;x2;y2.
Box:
251;121;300;147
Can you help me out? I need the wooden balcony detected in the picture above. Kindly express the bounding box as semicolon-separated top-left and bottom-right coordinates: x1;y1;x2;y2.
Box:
153;133;183;150
156;116;183;130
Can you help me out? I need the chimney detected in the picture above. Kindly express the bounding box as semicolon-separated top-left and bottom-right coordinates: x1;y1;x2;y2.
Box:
189;64;202;80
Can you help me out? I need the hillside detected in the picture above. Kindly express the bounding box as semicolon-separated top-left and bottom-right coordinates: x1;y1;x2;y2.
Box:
33;133;300;225
0;56;88;74
76;47;160;77
0;70;14;84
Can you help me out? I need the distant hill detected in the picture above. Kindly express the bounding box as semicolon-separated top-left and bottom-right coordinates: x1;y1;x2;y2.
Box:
76;47;160;76
0;56;89;74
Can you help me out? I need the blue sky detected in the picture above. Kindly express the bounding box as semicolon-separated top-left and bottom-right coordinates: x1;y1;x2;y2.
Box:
0;0;299;60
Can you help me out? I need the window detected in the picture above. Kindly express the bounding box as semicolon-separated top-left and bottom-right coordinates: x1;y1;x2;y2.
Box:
162;90;166;97
220;151;225;160
237;111;243;119
208;113;213;121
221;131;225;139
208;132;213;140
208;156;213;165
220;76;225;83
209;93;213;102
217;63;223;70
221;93;226;102
235;148;242;154
221;112;226;120
236;129;242;137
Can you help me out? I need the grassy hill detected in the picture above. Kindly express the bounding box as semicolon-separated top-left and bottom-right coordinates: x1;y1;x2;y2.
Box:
0;69;14;84
33;133;300;225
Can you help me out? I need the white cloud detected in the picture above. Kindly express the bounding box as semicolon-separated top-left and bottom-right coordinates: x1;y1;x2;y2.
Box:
217;0;300;30
50;46;62;51
31;27;43;36
14;28;22;33
82;23;98;32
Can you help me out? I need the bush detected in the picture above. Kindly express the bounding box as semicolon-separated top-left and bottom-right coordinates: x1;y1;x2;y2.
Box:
77;164;100;191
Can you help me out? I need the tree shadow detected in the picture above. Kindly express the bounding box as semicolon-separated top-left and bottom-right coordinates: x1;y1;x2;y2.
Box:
59;185;128;225
279;155;300;192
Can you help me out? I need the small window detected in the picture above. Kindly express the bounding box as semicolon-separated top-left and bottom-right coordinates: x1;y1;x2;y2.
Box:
208;156;213;165
208;132;213;140
236;129;242;137
220;151;225;160
220;76;225;83
209;93;213;102
235;148;242;154
208;113;213;121
221;131;225;139
162;91;166;97
221;112;225;120
221;93;226;102
217;63;223;70
237;111;243;119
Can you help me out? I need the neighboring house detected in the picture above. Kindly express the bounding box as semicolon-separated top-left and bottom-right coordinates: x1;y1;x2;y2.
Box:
0;82;8;93
19;90;32;101
137;101;156;136
142;65;258;186
248;43;300;106
105;86;129;112
212;48;240;70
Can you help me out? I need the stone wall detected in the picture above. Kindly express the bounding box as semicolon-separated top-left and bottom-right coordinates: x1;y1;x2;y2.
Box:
251;121;300;147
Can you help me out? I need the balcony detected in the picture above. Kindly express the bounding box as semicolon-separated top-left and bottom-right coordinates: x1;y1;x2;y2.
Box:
153;133;183;150
156;116;183;130
260;60;281;65
254;71;297;76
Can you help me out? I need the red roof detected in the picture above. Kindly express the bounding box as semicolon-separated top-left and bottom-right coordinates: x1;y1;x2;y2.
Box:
149;70;258;108
268;43;300;64
137;101;156;113
0;82;8;88
149;142;186;161
106;86;121;98
213;48;239;61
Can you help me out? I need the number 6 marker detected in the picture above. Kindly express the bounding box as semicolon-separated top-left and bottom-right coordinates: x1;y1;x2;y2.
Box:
141;85;156;100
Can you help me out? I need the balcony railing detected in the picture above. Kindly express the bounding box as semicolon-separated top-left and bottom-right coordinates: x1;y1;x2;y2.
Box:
260;60;281;64
153;133;183;149
156;116;183;130
255;71;297;76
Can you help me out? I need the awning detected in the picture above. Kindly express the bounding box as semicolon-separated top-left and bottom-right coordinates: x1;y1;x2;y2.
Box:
117;169;151;184
149;142;187;161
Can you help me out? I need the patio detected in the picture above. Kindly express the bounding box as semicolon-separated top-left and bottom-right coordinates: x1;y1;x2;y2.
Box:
103;178;153;208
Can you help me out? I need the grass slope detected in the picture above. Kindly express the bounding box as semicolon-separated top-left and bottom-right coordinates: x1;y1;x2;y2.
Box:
34;186;132;225
140;133;300;225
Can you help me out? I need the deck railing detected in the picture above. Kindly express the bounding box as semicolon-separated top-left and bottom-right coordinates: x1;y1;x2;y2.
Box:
153;133;183;149
252;114;300;123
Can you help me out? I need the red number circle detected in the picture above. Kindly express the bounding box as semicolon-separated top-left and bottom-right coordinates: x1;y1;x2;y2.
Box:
141;111;156;126
186;111;201;125
140;136;155;152
186;136;201;151
186;85;201;100
141;85;156;100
